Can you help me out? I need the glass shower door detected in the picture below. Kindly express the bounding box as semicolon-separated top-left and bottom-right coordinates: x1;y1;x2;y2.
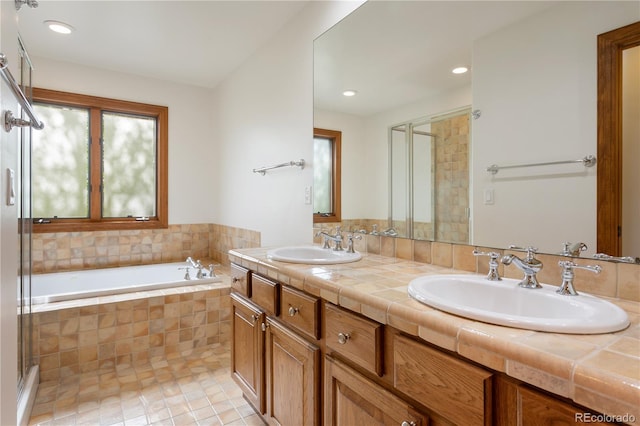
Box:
17;36;34;398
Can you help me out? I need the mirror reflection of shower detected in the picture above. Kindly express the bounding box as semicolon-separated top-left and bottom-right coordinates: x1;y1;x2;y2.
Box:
389;108;471;243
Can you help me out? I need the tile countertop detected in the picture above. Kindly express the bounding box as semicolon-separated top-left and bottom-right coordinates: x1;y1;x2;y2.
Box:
229;247;640;424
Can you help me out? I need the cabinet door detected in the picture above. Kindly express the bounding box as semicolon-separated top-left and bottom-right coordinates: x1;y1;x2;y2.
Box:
325;355;429;426
266;318;320;426
231;293;265;414
518;385;610;426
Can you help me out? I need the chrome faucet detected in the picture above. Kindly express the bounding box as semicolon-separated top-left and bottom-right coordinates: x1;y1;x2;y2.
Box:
472;248;501;281
561;242;588;257
345;233;362;253
381;227;398;237
317;226;344;251
557;260;601;295
501;246;543;289
185;257;215;279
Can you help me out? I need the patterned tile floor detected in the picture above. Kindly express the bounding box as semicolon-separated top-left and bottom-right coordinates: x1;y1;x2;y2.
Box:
28;343;264;425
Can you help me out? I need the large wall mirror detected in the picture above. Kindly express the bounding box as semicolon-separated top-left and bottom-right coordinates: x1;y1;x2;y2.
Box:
314;1;640;259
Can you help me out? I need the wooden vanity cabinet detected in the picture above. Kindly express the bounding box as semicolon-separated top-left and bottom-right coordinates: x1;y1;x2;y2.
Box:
230;292;265;414
230;263;614;426
231;269;321;425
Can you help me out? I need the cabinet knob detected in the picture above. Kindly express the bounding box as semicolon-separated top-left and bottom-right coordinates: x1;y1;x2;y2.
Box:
232;277;244;283
401;422;417;426
261;322;269;332
337;332;351;344
251;314;259;323
288;306;299;317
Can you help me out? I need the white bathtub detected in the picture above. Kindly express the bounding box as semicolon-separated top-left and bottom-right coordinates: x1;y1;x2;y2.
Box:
31;262;222;304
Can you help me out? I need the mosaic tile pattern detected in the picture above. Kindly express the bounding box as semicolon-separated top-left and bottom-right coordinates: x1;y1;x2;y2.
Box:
28;342;264;426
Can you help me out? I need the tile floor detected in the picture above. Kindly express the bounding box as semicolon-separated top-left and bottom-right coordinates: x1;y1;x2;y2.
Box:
28;342;264;425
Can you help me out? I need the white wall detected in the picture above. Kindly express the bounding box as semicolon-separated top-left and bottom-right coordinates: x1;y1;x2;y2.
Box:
472;2;639;255
0;2;20;422
30;58;216;225
211;1;363;246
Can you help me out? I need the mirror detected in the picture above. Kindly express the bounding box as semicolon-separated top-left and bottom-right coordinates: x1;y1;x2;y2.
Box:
313;1;640;257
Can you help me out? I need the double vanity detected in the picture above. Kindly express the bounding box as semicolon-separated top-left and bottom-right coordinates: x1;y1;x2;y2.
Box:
228;245;638;425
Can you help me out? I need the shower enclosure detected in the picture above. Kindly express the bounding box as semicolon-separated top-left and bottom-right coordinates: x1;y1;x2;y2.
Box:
16;36;38;423
389;108;471;243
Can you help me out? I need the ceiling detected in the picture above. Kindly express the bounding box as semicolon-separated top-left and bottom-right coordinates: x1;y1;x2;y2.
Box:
16;0;555;116
17;0;309;89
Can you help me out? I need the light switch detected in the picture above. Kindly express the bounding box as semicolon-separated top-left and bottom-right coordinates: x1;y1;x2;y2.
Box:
304;186;312;205
483;188;494;205
7;168;16;206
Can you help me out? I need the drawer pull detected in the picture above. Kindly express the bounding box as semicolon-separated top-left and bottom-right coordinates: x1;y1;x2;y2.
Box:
288;306;299;316
401;422;416;426
232;277;244;283
337;332;351;344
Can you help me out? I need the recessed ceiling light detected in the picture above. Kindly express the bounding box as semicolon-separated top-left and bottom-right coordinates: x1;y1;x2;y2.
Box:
342;90;357;97
44;20;74;35
452;66;469;74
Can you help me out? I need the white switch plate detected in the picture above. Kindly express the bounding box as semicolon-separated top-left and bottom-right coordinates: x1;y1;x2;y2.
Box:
483;188;494;205
7;168;15;206
304;186;312;205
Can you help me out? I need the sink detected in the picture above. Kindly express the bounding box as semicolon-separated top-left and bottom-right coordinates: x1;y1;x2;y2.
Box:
408;274;629;334
266;246;362;265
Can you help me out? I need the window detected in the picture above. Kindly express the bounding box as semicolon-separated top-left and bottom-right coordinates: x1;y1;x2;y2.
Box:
313;128;341;223
32;88;168;232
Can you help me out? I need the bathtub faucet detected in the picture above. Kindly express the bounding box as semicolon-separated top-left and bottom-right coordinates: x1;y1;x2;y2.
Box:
186;257;216;279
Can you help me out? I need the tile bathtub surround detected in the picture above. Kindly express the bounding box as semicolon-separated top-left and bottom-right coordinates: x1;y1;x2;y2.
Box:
32;223;261;273
28;341;265;426
229;247;640;421
32;282;232;384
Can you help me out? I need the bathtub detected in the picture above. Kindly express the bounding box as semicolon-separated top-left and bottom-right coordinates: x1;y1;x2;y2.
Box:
31;262;222;304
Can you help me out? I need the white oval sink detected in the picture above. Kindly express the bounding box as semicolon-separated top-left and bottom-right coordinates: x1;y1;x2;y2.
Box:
267;246;362;264
408;274;629;334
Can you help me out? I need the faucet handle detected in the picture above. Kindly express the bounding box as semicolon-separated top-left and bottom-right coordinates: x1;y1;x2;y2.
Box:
557;260;601;295
345;233;363;254
179;266;192;280
561;242;588;257
508;245;538;259
473;248;501;281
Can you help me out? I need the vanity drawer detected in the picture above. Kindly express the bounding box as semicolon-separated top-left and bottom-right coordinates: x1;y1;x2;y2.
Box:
251;274;280;316
280;286;320;340
230;263;251;297
324;303;383;376
392;334;493;426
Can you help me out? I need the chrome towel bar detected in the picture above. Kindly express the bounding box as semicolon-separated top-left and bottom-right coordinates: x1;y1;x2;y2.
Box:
253;159;305;175
486;155;596;175
0;53;44;131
